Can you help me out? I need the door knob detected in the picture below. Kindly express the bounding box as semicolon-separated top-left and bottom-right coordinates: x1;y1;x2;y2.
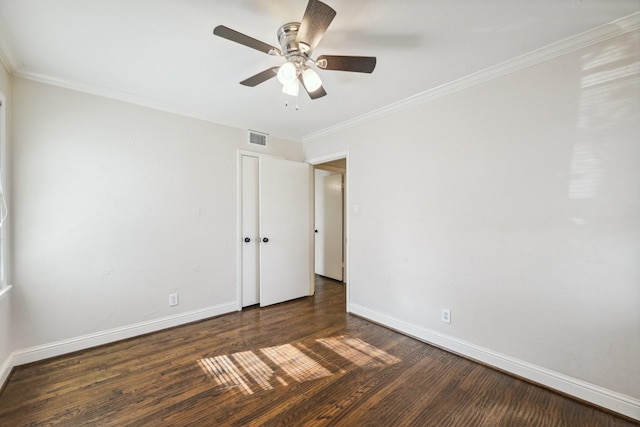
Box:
262;237;269;243
244;237;251;243
315;229;318;233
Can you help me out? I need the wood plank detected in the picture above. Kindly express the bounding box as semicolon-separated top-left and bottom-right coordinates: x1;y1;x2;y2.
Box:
0;277;636;426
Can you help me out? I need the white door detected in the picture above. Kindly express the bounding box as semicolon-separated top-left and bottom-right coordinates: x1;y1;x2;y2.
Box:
315;171;343;281
258;157;313;307
241;155;260;307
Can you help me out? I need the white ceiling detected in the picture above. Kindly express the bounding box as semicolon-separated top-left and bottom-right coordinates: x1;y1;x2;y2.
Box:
0;0;638;141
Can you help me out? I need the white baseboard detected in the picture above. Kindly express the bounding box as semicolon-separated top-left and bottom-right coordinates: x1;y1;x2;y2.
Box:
348;302;640;421
3;301;637;421
8;302;237;370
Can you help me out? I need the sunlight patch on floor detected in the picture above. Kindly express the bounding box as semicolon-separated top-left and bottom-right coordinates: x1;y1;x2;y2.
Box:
261;344;332;383
317;336;401;367
197;335;400;395
197;355;253;395
232;350;275;391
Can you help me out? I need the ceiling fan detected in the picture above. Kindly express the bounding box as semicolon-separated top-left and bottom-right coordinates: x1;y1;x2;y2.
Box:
213;0;376;103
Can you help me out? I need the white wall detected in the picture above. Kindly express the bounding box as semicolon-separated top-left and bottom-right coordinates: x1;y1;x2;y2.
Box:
10;77;303;357
0;61;14;384
304;30;640;413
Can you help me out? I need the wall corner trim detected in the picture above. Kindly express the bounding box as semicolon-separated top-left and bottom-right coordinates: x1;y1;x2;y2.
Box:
0;351;14;389
302;11;640;144
0;21;20;74
348;303;640;421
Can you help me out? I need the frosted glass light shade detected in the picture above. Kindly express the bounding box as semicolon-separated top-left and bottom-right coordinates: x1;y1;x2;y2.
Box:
277;62;297;84
302;68;322;92
282;80;299;96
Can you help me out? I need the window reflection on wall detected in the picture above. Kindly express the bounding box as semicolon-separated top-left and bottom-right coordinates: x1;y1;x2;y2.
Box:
570;32;640;200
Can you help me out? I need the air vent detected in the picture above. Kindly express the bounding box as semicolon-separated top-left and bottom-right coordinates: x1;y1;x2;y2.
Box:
248;130;268;147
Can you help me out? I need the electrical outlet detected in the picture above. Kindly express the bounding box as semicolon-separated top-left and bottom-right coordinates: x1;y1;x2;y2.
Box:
169;293;179;307
441;308;451;324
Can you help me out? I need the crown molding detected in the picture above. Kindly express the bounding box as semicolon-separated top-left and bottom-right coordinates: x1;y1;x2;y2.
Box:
3;11;638;145
302;11;640;143
13;67;303;143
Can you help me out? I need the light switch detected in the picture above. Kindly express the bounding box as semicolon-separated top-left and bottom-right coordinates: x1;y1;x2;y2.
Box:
353;204;360;215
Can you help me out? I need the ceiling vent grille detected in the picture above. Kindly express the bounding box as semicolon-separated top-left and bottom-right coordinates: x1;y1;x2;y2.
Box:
248;130;268;147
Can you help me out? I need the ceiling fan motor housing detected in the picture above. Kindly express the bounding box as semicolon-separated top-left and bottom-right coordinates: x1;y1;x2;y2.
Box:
277;22;314;78
278;22;304;57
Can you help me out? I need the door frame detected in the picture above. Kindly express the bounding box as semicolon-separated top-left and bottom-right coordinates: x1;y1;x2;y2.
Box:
307;151;350;312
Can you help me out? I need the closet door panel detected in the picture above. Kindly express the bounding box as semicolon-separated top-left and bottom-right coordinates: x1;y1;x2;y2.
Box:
259;157;312;307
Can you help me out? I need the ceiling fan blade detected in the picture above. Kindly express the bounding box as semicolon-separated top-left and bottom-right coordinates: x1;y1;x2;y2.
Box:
240;67;280;87
213;25;281;55
299;75;327;99
316;55;377;73
295;0;336;53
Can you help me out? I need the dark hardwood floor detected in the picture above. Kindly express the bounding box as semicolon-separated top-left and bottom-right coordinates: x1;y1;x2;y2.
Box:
0;276;637;426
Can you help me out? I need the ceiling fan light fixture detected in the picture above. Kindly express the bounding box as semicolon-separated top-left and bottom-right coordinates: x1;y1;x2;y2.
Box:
282;79;300;97
302;67;322;92
277;61;297;84
213;0;376;102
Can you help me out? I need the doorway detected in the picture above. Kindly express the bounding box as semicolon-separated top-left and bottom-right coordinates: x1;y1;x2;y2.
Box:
314;160;345;282
308;152;349;303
